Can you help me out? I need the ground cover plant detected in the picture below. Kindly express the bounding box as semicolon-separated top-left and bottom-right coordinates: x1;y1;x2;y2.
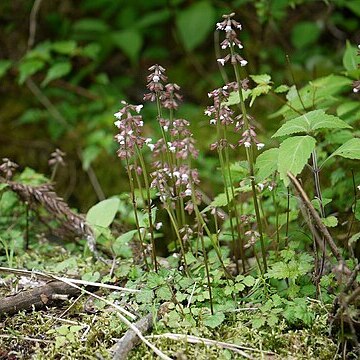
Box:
1;1;360;359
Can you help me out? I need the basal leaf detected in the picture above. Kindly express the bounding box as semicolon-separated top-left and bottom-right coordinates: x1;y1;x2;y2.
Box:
278;136;316;187
255;148;279;182
203;312;225;328
272;110;351;137
86;198;120;228
41;61;72;87
176;1;215;51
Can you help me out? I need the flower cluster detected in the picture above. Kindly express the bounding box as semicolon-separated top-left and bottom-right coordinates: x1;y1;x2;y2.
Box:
236;114;264;150
216;13;247;67
0;158;18;180
48;148;66;168
114;101;145;160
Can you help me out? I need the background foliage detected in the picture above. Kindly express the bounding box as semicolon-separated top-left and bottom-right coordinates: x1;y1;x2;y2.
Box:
1;0;359;210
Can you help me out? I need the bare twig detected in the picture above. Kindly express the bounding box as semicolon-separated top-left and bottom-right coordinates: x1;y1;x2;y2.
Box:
28;0;43;50
287;172;342;262
147;333;277;358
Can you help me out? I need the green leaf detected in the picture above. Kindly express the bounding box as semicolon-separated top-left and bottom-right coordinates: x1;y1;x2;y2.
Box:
330;138;360;160
349;232;360;245
274;84;289;93
250;74;271;85
271;75;352;118
52;41;77;55
86;198;120;228
113;230;137;258
73;18;109;34
112;30;143;63
255;148;279;182
272;110;351;137
41;61;72;87
176;1;215;51
156;286;173;301
343;41;359;72
291;22;320;49
251;317;265;329
18;59;45;84
81;145;101;171
222;89;251;106
243;275;255;287
322;216;338;228
203;312;225;328
210;190;234;207
278;136;316;187
135;289;154;304
0;60;11;78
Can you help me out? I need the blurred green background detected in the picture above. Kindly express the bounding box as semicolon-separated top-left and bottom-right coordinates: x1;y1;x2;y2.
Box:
1;0;359;211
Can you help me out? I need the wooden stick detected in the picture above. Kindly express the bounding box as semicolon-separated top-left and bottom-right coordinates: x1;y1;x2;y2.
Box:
287;172;342;262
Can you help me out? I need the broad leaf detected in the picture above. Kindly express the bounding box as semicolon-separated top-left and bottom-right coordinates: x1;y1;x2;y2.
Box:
329;138;360;160
222;89;251;106
322;216;338;228
41;61;72;87
0;60;11;78
112;30;143;63
278;136;316;187
18;59;45;84
203;312;225;328
113;230;137;258
343;41;358;72
52;41;77;55
86;198;120;228
176;1;215;51
271;75;352;118
272;110;351;137
255;148;279;182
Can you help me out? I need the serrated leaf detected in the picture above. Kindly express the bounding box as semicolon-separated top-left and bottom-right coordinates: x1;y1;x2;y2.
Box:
203;312;225;328
322;215;338;227
86;198;120;228
41;61;72;87
112;30;143;63
349;232;360;245
278;136;316;187
330;138;360;160
250;74;271;85
222;89;251;106
272;110;351;137
255;148;279;182
275;84;289;93
156;286;173;301
271;75;352;118
18;59;45;84
343;41;359;73
210;190;234;207
135;289;154;304
243;275;255;287
176;1;215;51
251;317;265;329
0;60;11;78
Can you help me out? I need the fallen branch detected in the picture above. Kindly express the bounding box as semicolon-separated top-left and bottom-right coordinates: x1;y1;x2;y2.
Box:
0;280;80;316
287;172;343;262
111;303;170;360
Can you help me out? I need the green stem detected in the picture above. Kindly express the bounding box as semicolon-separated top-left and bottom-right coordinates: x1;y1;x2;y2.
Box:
231;50;267;273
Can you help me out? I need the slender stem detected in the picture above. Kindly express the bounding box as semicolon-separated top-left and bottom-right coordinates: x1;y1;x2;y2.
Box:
231;50;267;273
125;158;150;271
200;230;213;314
